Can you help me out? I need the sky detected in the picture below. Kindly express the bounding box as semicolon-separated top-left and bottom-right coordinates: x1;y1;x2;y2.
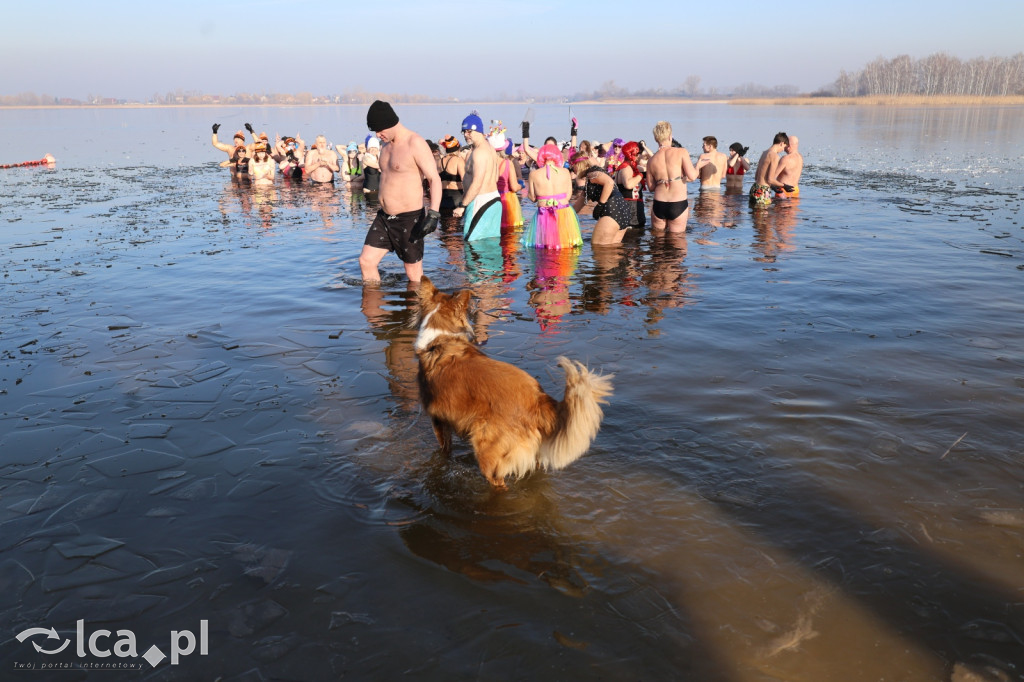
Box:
2;0;1019;101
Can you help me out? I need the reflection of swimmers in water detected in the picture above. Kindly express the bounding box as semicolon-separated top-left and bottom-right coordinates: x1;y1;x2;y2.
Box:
252;186;276;230
526;249;579;335
692;188;726;232
643;231;694;331
360;283;420;411
462;239;514;344
751;199;799;263
309;183;341;230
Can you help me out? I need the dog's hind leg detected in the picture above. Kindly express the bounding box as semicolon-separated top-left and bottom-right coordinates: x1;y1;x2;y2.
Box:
472;438;510;490
431;417;453;455
472;431;540;490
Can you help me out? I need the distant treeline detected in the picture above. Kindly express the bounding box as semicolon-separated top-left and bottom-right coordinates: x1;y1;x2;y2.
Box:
827;52;1024;97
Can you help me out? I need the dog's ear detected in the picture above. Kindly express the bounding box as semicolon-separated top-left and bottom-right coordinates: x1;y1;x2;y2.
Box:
417;276;436;301
454;289;472;316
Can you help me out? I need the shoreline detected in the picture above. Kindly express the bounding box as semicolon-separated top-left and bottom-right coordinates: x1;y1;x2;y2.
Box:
3;95;1023;110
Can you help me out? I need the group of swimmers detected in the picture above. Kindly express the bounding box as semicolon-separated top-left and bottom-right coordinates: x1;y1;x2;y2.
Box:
209;101;804;282
210;123;382;190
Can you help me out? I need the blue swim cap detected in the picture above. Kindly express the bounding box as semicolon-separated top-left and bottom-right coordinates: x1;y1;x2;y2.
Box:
346;142;358;152
461;113;484;133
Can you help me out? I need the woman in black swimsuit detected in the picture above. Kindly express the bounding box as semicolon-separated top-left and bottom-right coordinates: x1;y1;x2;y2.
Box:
362;138;381;193
646;121;698;232
615;141;646;228
437;135;465;216
570;154;632;245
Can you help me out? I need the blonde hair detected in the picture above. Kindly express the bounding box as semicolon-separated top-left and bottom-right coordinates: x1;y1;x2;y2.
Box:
653;121;673;145
570;156;592;177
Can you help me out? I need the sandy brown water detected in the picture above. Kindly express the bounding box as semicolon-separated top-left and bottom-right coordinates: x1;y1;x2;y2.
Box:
1;104;1023;680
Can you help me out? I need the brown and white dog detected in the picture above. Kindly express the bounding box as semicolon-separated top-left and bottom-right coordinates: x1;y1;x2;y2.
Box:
412;276;613;489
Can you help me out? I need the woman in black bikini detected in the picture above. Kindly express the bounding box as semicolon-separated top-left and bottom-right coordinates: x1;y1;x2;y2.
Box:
437;135;465;216
570;153;633;245
646;121;698;233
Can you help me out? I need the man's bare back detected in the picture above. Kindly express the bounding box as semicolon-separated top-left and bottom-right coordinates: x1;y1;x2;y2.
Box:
776;135;803;189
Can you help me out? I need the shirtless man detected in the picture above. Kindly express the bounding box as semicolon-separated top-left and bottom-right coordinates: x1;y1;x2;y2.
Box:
646;121;699;233
453;112;501;241
696;136;729;190
774;135;803;199
358;100;441;283
304;136;340;184
211;123;253;173
750;132;788;207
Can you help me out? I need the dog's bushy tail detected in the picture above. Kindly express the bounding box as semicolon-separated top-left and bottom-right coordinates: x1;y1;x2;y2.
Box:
537;357;614;471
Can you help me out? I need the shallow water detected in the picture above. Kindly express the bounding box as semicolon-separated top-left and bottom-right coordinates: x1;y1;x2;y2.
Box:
1;105;1023;680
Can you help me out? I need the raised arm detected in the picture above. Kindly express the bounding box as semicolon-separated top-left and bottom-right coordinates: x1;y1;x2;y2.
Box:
210;123;234;153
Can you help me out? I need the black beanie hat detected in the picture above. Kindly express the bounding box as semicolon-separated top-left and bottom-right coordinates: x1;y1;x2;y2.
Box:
367;100;399;132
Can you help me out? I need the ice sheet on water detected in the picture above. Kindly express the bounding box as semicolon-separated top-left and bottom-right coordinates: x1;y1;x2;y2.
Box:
44;490;126;527
226;599;289;637
53;535;125;559
88;448;186;477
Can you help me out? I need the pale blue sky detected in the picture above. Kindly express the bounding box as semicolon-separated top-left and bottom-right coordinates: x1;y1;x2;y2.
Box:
2;0;1018;100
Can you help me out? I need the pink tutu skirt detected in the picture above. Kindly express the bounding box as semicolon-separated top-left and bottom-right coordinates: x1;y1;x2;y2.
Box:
521;204;582;249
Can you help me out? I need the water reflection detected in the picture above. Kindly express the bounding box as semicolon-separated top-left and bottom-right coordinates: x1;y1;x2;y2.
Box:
395;469;590;592
526;248;580;335
751;200;799;263
308;182;341;230
643;232;696;331
693;189;727;229
463;239;516;343
359;283;419;411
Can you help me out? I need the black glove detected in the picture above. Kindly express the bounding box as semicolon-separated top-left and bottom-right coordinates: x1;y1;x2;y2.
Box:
570;117;578;137
411;209;441;241
244;123;254;133
521;121;530;139
782;184;796;193
212;123;220;134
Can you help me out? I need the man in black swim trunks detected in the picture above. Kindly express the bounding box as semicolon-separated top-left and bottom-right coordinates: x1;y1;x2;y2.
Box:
358;100;441;283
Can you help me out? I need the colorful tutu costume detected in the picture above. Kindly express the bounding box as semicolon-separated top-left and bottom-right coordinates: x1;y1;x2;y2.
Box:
521;145;583;250
521;192;583;249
